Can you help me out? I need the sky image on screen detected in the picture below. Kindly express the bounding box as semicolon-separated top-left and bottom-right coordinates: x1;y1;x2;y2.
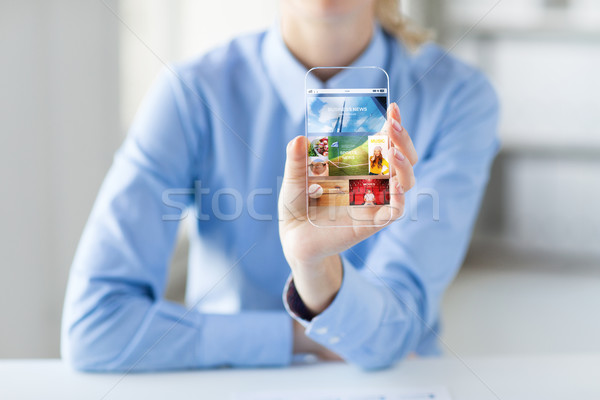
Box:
307;95;387;134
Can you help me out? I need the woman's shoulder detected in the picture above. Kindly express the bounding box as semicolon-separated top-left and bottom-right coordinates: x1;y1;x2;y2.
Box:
170;31;266;84
413;43;480;80
389;37;495;102
385;36;499;154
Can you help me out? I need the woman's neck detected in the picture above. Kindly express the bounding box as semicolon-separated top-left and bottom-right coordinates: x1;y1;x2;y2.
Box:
280;4;375;81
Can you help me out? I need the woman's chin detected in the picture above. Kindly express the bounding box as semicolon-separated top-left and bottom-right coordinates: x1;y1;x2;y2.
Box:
287;0;374;20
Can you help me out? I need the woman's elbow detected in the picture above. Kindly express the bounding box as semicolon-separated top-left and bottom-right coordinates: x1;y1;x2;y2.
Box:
62;330;110;372
61;319;127;372
61;296;148;372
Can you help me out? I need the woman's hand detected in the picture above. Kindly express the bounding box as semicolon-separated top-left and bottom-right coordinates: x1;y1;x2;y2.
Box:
278;103;418;315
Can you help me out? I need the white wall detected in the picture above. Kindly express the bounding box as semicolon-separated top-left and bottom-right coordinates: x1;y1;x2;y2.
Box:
0;0;121;357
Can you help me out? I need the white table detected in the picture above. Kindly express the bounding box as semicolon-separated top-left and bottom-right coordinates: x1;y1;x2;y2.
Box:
1;354;599;399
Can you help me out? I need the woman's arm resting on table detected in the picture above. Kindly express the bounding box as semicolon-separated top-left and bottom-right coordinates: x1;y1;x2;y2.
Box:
61;69;294;372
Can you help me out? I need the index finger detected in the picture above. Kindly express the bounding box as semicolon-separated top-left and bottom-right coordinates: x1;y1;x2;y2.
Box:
387;103;418;166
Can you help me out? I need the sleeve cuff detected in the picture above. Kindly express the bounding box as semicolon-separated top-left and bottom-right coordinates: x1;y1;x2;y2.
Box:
198;311;292;367
284;279;317;322
282;257;386;354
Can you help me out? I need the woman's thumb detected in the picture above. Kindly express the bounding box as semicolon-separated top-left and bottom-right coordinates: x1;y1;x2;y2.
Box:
284;136;309;182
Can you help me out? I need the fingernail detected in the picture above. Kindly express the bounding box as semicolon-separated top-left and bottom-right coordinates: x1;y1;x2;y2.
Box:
396;183;404;194
391;119;403;133
394;147;405;161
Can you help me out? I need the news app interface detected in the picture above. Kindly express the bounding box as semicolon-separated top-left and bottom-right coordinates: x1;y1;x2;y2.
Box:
306;88;390;208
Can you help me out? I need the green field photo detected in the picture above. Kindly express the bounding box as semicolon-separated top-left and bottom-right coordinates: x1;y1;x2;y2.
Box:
328;136;369;176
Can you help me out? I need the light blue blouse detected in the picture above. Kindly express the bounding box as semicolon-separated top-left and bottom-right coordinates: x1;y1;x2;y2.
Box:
62;23;499;371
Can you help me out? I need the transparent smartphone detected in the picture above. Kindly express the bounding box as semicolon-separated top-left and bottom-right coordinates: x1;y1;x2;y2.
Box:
305;66;391;228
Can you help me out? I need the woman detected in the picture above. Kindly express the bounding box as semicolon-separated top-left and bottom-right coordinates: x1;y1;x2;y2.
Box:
369;145;389;175
62;0;498;372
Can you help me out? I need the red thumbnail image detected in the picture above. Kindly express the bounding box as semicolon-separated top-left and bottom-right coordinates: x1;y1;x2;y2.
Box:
349;179;390;206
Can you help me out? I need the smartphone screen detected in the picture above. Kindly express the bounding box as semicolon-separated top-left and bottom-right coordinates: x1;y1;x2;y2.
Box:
305;67;391;227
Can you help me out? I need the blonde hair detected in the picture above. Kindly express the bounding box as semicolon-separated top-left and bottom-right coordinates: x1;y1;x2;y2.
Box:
375;0;431;49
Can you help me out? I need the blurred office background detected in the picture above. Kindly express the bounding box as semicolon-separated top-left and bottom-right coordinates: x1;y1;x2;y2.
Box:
1;0;598;359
